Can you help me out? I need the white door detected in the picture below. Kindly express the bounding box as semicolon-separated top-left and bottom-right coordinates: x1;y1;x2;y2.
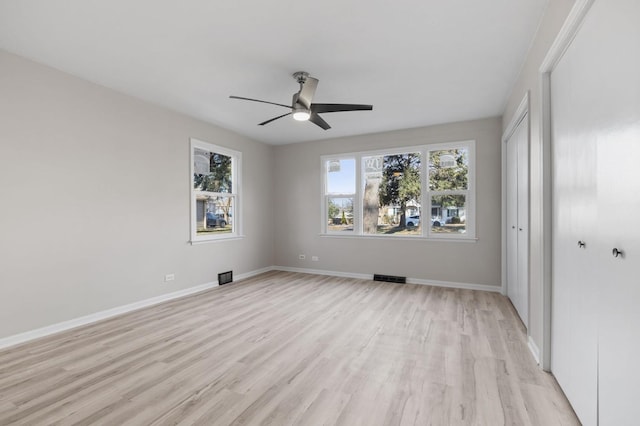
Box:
551;0;640;424
597;118;640;426
550;15;599;426
588;0;640;423
505;115;528;327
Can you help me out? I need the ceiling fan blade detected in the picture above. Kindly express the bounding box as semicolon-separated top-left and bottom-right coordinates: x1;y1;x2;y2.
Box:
309;112;331;130
297;77;318;109
258;112;292;126
311;103;373;114
230;96;292;109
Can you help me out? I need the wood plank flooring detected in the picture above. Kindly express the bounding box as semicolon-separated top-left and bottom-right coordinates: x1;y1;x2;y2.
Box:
0;271;579;425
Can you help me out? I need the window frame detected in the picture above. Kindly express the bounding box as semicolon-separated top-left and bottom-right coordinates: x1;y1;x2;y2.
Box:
425;141;476;240
190;138;242;244
320;140;476;240
322;157;358;235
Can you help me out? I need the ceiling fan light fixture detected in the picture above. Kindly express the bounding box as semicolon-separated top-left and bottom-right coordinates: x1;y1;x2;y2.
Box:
292;107;310;121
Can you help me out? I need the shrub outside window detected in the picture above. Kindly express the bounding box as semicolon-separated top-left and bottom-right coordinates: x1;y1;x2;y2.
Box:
191;138;241;243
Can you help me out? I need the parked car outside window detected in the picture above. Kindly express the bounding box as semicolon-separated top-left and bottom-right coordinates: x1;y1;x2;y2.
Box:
405;215;420;227
206;212;227;228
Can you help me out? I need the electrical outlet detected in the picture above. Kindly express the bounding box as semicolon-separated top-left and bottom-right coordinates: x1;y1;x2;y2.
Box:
164;274;175;282
299;254;306;260
311;256;319;261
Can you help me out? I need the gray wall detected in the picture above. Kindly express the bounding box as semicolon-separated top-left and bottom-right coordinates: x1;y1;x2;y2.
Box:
273;117;503;287
0;50;275;339
501;0;576;354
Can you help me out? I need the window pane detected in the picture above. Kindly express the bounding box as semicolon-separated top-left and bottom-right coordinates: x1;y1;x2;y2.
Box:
429;148;468;191
194;149;232;193
196;195;234;235
327;197;354;232
431;195;466;234
362;153;421;236
326;159;355;194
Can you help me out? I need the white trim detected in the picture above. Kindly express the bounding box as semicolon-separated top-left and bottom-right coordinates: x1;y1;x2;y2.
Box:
190;236;245;245
538;0;595;372
540;72;553;372
0;266;274;351
273;266;501;293
407;277;501;293
318;233;478;243
528;335;541;365
503;92;530;143
539;0;596;73
234;266;276;281
275;266;371;280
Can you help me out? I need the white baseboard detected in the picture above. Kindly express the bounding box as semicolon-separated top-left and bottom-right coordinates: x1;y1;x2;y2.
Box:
0;264;500;351
235;266;275;281
528;335;541;365
407;277;501;293
273;266;371;280
0;266;276;351
273;266;501;293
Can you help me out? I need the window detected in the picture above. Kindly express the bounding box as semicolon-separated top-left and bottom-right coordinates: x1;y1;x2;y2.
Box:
324;158;356;233
362;152;422;236
321;140;475;239
427;143;472;237
191;138;241;242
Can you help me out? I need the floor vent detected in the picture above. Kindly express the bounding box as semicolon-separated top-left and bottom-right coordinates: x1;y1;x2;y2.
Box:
373;274;406;284
218;271;233;285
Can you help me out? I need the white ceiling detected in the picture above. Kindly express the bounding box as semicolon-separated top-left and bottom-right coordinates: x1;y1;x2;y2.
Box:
0;1;548;145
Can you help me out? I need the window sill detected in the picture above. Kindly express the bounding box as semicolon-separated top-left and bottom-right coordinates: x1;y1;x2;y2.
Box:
190;235;245;245
318;233;478;243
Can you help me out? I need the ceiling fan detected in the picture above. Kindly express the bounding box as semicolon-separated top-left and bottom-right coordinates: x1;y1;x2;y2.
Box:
230;71;373;130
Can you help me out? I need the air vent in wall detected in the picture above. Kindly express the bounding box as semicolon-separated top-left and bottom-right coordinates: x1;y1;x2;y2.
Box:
373;274;406;284
218;271;233;285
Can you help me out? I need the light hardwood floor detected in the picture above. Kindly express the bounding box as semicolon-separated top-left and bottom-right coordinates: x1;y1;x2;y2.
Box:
0;271;578;425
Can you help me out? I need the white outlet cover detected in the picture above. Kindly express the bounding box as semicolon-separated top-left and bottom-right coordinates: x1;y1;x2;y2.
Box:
299;254;305;260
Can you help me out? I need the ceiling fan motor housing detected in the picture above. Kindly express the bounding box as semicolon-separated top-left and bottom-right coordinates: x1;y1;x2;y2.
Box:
291;93;311;121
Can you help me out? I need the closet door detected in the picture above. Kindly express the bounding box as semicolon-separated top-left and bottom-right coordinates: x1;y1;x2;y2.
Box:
590;0;640;423
551;0;640;424
506;115;528;327
550;22;599;426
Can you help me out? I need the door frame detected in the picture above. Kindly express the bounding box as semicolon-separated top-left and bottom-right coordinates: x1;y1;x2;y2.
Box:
538;0;595;371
